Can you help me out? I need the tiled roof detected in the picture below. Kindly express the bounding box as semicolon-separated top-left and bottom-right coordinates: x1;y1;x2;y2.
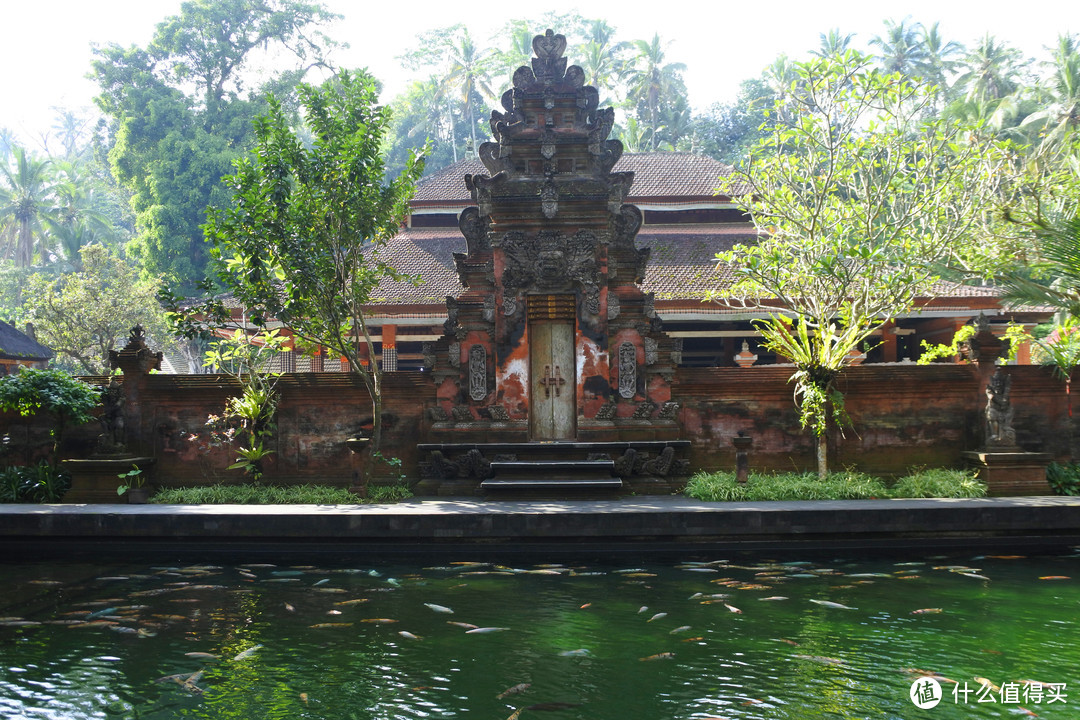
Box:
369;224;1005;306
412;152;747;205
0;320;53;360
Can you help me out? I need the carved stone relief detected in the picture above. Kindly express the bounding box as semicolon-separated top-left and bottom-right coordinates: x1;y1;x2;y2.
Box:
448;342;461;368
618;342;637;399
658;402;680;421
468;344;487;401
644;337;658;365
594;401;617;420
541;181;558;218
632;399;657;419
503;295;518;316
482;295;495;323
607;292;620;320
499;230;598;293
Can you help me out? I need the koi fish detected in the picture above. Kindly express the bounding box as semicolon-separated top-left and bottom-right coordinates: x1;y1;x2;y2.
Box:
397;631;421;640
232;644;263;661
1038;576;1070;580
682;636;705;642
640;652;675;661
759;596;788;601
360;618;397;624
506;710;522;720
776;638;799;646
465;626;509;633
723;603;742;614
310;623;353;628
447;621;479;630
579;603;592;609
647;613;667;622
424;603;454;614
809;600;856;609
957;573;991;581
911;608;943;614
638;606;648;613
156;669;205;694
558;649;589;657
670;626;692;634
974;677;1000;693
496;682;531;699
184;652;218;660
334;598;370;606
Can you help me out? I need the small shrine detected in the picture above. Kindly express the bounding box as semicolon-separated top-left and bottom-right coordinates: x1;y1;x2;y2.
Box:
417;30;689;494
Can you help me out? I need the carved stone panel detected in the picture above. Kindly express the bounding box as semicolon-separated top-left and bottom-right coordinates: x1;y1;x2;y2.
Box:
618;342;637;399
469;344;487;401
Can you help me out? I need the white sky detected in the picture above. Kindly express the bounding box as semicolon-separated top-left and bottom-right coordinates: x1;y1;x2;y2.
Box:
1;0;1075;149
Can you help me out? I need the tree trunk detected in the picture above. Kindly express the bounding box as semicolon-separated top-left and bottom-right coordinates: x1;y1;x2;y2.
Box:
817;431;828;480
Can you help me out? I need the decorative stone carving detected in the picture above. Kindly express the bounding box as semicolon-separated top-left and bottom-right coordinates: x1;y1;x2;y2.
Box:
618;342;637;399
448;342;461;368
641;446;675;476
427;406;449;423
461;449;492;479
584;285;601;317
594;401;617;420
607;292;620;320
541;181;558;218
468;344;487;401
500;230;598;293
658;402;680;421
503;295;518;316
95;376;126;454
644;337;658;365
613;448;638;477
632;399;657;419
985;367;1017;448
444;297;459;334
451;405;474;422
458;207;490;255
541;130;557;160
671;338;683;365
644;292;657;319
484;405;510;421
422;450;459;480
422;343;436;371
482;295;495;323
734;340;758;368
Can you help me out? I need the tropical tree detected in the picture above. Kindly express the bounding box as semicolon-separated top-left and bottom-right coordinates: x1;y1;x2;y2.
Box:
624;33;688;151
195;70;424;453
812;28;855;60
870;18;928;77
1021;34;1080;151
713;51;998;478
916;22;965;105
20;243;171;375
92;0;339;291
0;148;57;267
956;34;1028;102
443;28;495;158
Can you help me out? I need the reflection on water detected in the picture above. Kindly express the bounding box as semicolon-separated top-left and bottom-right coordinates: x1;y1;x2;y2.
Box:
1;551;1077;719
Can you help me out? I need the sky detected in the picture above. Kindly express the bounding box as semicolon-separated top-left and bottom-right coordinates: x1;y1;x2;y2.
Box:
1;0;1075;150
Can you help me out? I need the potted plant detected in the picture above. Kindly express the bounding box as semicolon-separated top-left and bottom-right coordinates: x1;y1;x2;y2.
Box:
117;465;150;504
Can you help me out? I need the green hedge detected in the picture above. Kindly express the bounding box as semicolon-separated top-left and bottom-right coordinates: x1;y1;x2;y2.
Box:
684;468;986;502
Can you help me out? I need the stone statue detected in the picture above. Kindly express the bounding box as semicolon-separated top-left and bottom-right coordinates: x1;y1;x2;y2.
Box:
984;367;1017;449
95;376;127;454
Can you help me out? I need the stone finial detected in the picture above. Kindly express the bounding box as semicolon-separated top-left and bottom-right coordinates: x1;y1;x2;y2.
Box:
734;340;758;368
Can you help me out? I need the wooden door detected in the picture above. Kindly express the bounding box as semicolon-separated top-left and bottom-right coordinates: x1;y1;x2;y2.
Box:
528;295;577;440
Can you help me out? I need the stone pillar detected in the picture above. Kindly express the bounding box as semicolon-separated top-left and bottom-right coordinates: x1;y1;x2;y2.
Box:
107;325;162;456
382;324;398;372
733;432;752;484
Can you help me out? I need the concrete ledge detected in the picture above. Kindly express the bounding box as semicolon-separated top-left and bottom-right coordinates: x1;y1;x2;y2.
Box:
2;497;1079;556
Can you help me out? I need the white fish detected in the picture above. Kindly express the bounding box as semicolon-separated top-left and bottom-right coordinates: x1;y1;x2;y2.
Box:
424;603;454;614
647;613;667;622
232;644;263;661
638;606;648;614
957;573;991;581
397;631;421;640
759;596;789;601
558;648;590;657
809;600;856;610
465;627;509;634
670;626;692;634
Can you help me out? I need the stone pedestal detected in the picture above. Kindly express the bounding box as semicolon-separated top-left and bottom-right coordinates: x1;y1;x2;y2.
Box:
61;456;156;503
961;451;1053;496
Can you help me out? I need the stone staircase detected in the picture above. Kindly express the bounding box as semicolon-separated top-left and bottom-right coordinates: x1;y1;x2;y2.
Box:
415;441;690;496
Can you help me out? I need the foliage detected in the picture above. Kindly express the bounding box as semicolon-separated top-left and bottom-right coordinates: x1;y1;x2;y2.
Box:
888;468;987;498
918;323;977;364
684;467;986;501
0;367;99;464
19;244;173;374
150;483;363;505
201;329;289;480
999;211;1080;322
116;464;145;496
0;462;71;503
713;51;999;477
1046;461;1080;496
196;70;424;452
91;0;340;291
366;483;414;503
684;470;889;502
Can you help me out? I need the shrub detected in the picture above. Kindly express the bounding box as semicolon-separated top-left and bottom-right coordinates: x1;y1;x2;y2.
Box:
890;468;987;498
1047;462;1080;496
366;484;414;503
0;462;71;503
0;367;99;465
151;483;363;505
684;470;889;502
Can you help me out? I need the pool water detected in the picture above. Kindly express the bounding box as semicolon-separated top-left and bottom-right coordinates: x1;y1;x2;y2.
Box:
1;551;1077;719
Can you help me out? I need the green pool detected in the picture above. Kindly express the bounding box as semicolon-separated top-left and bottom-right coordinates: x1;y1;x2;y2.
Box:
1;551;1076;719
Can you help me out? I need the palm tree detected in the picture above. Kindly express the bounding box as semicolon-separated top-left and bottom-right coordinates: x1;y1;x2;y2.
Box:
442;28;495;160
490;20;534;94
47;162;116;270
624;34;687;151
811;29;854;60
0;147;58;267
577;20;627;104
870;18;928;77
916;22;965;105
956;34;1027;102
1020;34;1080;151
999;212;1080;322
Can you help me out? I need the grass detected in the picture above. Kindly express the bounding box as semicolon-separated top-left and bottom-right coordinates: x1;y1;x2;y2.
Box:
684;467;986;502
150;483;413;505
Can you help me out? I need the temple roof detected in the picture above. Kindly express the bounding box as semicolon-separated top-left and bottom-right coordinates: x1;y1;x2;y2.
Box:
0;320;54;361
411;152;750;207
